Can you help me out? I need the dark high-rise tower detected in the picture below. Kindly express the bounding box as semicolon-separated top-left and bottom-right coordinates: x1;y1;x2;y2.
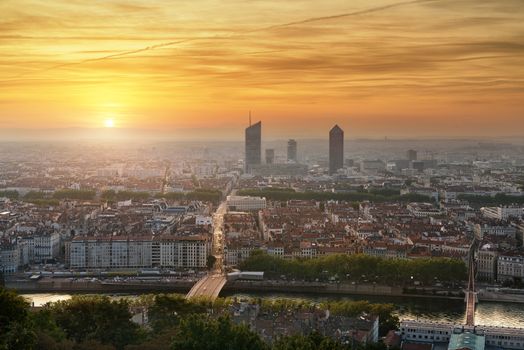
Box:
265;149;275;164
245;121;261;173
406;149;417;161
287;139;297;163
329;125;344;175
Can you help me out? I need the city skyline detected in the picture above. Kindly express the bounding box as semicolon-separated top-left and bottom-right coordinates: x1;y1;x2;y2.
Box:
1;0;523;140
1;1;524;348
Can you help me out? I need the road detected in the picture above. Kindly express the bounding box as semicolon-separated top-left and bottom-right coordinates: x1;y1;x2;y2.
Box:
186;197;228;299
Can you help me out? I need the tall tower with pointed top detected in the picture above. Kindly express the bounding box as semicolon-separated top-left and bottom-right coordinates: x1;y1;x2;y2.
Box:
245;121;261;173
329;125;344;175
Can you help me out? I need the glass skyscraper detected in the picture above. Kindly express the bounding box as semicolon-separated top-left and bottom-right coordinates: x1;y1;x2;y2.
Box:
329;125;344;175
245;121;261;173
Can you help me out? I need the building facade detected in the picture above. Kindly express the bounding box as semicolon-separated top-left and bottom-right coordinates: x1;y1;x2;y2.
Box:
245;121;262;173
329;125;344;175
287;139;297;162
69;235;210;269
226;195;266;211
265;149;275;164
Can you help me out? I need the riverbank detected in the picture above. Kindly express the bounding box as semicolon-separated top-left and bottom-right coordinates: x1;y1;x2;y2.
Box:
5;277;465;301
8;277;524;303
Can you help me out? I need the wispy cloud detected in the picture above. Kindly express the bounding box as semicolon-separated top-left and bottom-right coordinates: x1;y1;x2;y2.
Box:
0;0;523;136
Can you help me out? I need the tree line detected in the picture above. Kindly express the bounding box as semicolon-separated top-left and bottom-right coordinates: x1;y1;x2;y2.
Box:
458;193;524;208
237;188;431;203
239;252;467;286
1;288;399;350
0;188;222;205
101;188;222;204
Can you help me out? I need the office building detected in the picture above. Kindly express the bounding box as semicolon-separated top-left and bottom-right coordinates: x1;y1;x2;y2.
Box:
329;125;344;175
407;149;418;161
226;195;266;211
287;139;297;162
265;149;275;164
245;121;261;173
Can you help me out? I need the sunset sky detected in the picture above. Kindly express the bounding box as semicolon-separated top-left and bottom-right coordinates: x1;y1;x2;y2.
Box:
1;0;523;140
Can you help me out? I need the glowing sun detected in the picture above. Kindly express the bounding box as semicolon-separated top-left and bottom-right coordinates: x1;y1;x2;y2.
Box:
104;119;115;128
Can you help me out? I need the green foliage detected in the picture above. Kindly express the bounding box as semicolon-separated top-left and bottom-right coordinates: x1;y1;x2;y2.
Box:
102;190;151;202
47;295;141;349
458;193;524;207
0;190;19;199
170;315;269;350
120;191;150;201
186;189;222;203
53;189;96;200
31;308;67;343
207;255;217;270
0;287;30;334
239;253;467;286
27;199;61;206
24;191;47;200
0;287;37;349
273;332;349;350
147;294;207;333
368;188;401;197
1;288;398;350
158;189;222;203
320;301;399;336
237;189;430;203
101;189;117;201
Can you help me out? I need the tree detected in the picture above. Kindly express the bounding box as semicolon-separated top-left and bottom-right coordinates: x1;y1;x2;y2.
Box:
148;294;206;333
206;255;217;270
170;315;268;350
0;287;37;349
273;332;350;350
48;295;141;349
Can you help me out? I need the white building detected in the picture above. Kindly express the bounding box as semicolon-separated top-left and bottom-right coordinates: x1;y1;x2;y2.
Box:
156;236;210;268
477;247;498;282
33;232;61;263
224;244;260;266
497;254;524;283
400;320;453;343
482;206;522;220
69;235;209;269
0;244;20;274
400;320;524;350
226;196;266;211
407;203;443;217
196;215;213;226
474;223;517;238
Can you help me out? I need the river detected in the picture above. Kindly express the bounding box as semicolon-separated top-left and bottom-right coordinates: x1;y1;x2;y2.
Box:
22;292;524;328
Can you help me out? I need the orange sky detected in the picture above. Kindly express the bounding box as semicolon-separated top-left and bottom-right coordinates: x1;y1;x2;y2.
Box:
1;0;523;139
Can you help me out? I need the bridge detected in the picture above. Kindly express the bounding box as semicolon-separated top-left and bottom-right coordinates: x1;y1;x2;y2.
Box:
465;239;478;326
186;200;228;300
186;273;227;299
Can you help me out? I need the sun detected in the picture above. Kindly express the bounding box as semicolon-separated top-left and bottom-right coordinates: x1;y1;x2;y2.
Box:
104;119;115;128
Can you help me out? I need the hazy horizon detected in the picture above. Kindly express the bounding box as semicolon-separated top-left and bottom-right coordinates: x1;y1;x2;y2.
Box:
1;0;523;138
0;126;523;143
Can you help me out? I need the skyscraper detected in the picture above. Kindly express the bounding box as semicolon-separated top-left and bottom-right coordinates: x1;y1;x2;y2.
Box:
265;149;275;164
245;121;261;173
329;125;344;175
406;149;417;161
287;139;297;163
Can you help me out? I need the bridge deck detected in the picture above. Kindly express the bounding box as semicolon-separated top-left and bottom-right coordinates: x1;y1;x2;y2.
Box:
186;274;227;300
465;240;477;326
